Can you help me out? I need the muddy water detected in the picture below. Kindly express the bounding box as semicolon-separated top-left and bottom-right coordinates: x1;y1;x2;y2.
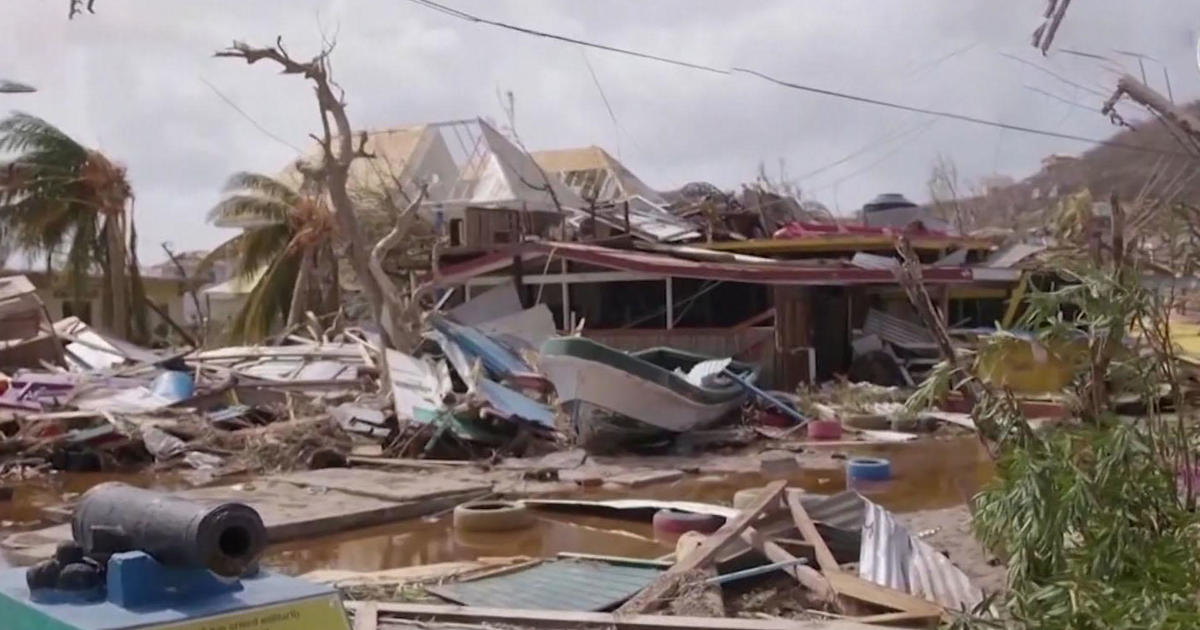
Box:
266;436;992;575
0;471;195;568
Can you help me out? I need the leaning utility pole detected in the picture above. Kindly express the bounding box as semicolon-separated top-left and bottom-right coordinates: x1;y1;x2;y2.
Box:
1102;75;1200;147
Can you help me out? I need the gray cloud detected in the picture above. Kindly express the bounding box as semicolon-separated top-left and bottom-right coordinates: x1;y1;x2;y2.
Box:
2;0;1198;262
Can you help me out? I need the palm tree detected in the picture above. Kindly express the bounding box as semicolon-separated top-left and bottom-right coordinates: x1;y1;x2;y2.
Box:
204;172;338;342
0;112;148;341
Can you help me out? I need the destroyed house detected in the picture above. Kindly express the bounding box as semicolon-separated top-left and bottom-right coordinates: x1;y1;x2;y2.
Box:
427;230;1017;389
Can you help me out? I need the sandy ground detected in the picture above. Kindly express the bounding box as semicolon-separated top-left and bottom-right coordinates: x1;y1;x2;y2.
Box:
897;504;1007;595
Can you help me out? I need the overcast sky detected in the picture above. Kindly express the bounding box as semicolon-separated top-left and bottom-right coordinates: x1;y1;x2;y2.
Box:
3;1;1199;263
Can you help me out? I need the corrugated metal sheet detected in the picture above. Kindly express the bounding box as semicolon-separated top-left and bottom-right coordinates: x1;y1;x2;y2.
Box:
591;196;700;243
803;490;867;531
986;242;1046;268
477;379;555;428
849;253;900;270
427;560;661;611
859;497;983;612
862;309;935;348
431;316;530;379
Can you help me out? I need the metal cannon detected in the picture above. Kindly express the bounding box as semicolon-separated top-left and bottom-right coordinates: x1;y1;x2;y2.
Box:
4;482;349;630
71;482;267;577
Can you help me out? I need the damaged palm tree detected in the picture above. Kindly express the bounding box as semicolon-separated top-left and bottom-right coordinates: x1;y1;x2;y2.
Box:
0;112;148;342
204;172;339;343
216;39;410;349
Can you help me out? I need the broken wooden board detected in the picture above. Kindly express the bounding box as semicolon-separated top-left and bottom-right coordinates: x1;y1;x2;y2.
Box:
618;480;787;614
786;489;941;623
349;601;890;629
608;469;685;488
272;467;490;503
3;475;488;563
303;557;534;588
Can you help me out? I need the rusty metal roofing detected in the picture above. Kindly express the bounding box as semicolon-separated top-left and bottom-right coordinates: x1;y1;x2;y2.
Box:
859;497;984;612
430;241;992;289
427;559;661;611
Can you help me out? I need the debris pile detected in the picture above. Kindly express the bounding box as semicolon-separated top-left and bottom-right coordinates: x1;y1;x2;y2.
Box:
316;485;987;628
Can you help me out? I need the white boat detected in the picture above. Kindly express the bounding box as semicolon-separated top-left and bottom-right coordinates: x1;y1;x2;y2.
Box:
538;338;758;448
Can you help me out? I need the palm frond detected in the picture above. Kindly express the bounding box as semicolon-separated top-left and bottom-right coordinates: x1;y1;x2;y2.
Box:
195;233;245;281
227;248;301;343
236;224;291;282
0;112;86;159
207;195;292;226
222;172;300;204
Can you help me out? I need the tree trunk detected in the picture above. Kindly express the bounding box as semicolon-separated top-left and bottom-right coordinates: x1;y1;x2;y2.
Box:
106;213;129;338
287;247;314;328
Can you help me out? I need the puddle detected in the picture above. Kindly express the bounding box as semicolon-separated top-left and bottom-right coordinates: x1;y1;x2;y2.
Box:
266;512;672;575
0;436;991;574
0;471;196;568
265;436;992;574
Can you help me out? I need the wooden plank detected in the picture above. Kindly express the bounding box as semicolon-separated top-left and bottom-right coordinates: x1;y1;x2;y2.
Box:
608;469;685;488
786;489;941;619
617;480;787;614
786;489;839;573
739;526;835;603
353;602;378;630
272;467;491;503
855;610;942;626
826;572;942;619
350;601;889;630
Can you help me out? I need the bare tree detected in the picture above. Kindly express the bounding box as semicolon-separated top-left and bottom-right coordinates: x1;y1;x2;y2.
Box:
215;39;397;346
927;154;967;234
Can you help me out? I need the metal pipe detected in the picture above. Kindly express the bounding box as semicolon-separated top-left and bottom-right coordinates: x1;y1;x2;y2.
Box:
724;368;809;426
72;482;266;577
705;557;810;585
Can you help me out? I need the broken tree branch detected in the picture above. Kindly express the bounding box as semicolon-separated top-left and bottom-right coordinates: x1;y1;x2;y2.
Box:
894;237;999;458
217;38;391;347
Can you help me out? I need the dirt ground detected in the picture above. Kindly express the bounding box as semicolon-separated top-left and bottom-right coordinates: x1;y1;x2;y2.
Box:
897;503;1007;595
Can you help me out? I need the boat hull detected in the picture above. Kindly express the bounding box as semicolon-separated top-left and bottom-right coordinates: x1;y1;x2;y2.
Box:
539;353;746;433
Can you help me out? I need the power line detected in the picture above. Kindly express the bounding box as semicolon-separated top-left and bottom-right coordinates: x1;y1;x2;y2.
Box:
580;48;622;159
795;116;931;182
809;119;940;193
405;0;1192;159
408;0;727;75
199;76;304;154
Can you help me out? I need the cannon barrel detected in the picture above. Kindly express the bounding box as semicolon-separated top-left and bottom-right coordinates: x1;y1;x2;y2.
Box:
71;482;266;577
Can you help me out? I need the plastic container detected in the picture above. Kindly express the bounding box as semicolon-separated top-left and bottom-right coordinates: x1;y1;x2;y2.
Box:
151;370;194;402
846;457;892;482
806;419;844;440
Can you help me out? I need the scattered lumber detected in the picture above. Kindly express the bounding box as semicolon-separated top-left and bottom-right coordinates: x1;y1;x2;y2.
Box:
786;488;942;625
347;601;892;630
617;480;787;614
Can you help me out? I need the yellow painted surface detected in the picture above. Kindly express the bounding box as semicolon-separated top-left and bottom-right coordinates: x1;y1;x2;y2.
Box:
703;235;994;254
975;335;1083;393
1168;316;1200;363
151;594;350;630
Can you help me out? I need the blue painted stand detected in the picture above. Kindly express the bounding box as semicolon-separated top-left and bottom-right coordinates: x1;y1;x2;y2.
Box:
106;551;243;608
0;552;343;630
